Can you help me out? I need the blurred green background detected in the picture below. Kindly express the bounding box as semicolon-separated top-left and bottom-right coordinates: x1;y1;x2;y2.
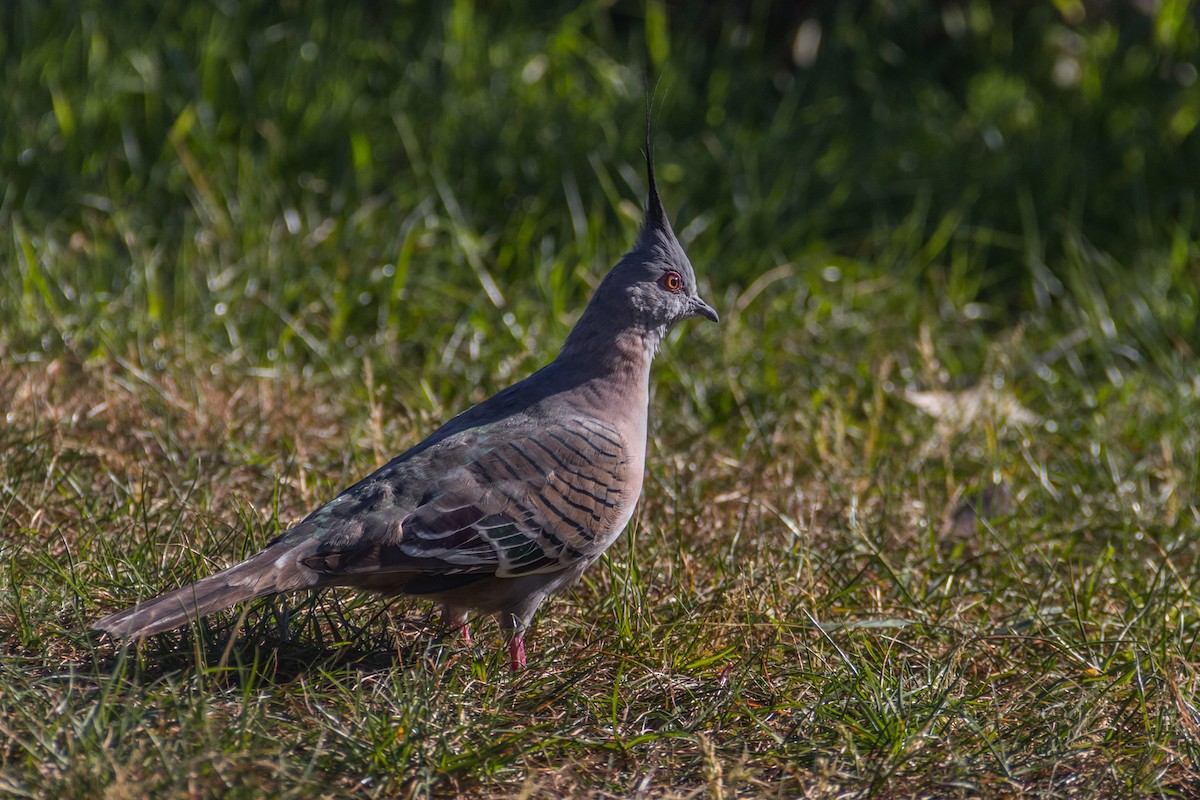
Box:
4;0;1197;384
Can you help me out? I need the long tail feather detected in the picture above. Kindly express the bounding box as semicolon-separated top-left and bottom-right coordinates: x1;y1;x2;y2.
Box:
93;546;314;638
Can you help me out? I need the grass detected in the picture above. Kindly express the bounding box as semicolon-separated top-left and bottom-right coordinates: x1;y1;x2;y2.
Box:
4;1;1200;797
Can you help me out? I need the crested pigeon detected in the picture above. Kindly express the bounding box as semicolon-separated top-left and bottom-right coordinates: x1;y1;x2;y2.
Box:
93;133;718;670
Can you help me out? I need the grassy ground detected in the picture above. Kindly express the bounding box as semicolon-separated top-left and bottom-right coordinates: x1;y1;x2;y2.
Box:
4;1;1200;797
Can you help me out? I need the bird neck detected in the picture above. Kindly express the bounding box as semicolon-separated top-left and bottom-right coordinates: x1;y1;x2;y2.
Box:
557;311;661;383
546;330;652;458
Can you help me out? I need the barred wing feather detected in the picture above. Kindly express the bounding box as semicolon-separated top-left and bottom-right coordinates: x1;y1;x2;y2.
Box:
300;418;630;580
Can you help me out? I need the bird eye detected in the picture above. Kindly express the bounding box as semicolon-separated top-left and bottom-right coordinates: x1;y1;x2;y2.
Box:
658;271;684;293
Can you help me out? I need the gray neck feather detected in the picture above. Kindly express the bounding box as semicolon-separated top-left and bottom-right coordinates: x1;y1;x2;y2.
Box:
558;293;663;373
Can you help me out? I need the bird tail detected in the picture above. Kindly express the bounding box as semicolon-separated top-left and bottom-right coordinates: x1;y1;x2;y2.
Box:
93;545;315;639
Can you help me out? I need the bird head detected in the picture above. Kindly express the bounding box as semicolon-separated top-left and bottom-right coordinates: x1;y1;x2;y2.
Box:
590;135;719;337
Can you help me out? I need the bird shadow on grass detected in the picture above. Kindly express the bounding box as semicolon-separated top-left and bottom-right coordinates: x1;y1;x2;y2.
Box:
78;590;488;688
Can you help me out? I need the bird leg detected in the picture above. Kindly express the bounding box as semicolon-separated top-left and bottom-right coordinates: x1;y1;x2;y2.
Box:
508;632;526;671
500;611;529;671
442;604;471;646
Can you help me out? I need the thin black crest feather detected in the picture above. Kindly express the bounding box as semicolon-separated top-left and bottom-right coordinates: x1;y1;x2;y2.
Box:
642;78;669;233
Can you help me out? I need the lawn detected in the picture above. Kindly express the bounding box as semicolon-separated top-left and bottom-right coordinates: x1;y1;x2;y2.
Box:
3;1;1200;797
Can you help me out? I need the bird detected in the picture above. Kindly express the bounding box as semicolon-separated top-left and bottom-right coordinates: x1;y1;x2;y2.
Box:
92;128;719;671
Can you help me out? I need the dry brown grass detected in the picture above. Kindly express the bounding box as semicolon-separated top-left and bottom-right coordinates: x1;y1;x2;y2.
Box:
5;349;1200;798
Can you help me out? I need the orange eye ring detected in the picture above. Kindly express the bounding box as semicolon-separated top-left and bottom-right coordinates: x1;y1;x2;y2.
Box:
659;270;684;293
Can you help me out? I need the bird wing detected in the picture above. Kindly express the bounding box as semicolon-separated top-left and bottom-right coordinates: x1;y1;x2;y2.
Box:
294;416;632;580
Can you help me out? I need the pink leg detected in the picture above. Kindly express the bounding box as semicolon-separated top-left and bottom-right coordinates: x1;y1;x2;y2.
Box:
508;633;526;671
443;605;471;646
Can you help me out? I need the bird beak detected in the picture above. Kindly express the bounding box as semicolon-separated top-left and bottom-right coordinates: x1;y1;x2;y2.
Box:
691;297;720;323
